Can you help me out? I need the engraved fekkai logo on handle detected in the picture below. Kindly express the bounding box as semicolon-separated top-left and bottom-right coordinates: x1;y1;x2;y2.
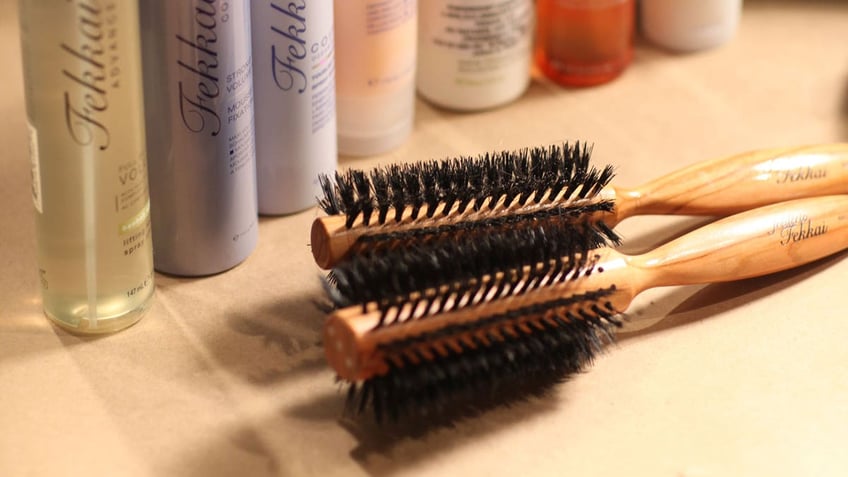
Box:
775;167;828;184
176;0;222;136
769;213;829;246
61;0;111;150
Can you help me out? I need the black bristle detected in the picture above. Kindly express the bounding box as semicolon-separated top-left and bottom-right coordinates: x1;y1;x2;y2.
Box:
317;174;342;215
314;142;612;234
434;160;458;216
593;164;617;196
326;236;625;422
370;169;391;225
333;172;358;228
561;143;590;200
594;219;621;246
351;170;373;226
325;217;620;310
403;168;424;220
347;198;616;263
315;141;632;422
469;159;488;212
343;287;623;421
544;145;571;201
420;161;441;217
388;164;407;223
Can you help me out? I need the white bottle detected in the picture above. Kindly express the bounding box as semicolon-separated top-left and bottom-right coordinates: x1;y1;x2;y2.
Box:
641;0;743;52
252;1;338;214
334;0;418;157
417;0;533;111
19;0;154;333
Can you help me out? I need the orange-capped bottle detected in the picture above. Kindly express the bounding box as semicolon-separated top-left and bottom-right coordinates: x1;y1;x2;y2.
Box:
535;0;635;87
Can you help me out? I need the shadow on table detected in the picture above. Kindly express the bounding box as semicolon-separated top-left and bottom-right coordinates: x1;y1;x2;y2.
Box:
171;256;845;477
284;261;846;477
206;289;329;386
183;211;846;477
620;249;847;341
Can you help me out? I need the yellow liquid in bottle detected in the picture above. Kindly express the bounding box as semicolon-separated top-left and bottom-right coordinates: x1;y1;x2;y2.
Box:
20;0;154;334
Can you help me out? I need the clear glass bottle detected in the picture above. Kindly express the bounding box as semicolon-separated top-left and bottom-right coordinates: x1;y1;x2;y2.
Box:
535;0;635;87
19;0;154;333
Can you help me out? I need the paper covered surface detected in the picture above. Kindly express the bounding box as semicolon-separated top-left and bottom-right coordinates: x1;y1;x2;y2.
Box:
2;1;848;476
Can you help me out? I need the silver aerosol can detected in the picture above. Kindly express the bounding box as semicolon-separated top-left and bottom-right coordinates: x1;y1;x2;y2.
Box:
251;0;338;214
19;0;154;334
251;0;338;215
140;0;258;276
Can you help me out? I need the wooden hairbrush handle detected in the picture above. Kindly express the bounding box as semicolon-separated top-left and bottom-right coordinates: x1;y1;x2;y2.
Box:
610;143;848;224
582;194;848;308
627;194;848;289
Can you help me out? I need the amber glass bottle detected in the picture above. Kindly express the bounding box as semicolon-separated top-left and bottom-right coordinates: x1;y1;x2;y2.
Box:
535;0;635;87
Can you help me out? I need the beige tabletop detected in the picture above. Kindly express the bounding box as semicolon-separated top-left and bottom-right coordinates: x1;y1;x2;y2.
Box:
2;1;848;476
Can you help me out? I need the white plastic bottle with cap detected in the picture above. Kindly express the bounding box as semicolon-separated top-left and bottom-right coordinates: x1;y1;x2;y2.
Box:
334;0;417;156
417;0;533;111
641;0;742;52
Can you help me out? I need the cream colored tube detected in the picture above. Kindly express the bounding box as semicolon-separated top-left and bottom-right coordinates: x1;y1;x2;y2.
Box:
334;0;418;156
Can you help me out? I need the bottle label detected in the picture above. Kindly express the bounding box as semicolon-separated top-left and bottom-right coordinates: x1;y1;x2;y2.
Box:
364;0;416;35
120;199;151;257
334;0;417;97
429;0;532;75
366;0;416;35
170;0;256;176
61;1;118;152
308;32;336;135
364;0;417;90
119;199;150;235
262;1;336;134
27;122;43;214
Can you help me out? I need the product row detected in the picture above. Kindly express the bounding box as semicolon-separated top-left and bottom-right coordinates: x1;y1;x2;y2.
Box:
17;0;742;335
19;0;346;333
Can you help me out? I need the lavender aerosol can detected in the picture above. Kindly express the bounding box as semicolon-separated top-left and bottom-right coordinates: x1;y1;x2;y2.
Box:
251;0;337;215
140;0;258;275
